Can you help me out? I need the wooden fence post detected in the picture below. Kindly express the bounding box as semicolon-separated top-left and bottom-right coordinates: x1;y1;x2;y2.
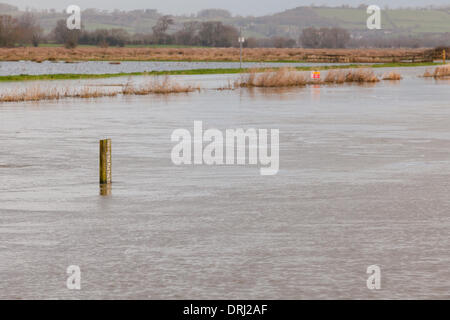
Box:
99;139;112;185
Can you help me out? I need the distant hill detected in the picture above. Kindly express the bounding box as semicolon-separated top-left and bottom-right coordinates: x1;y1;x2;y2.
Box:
243;6;450;38
2;3;450;38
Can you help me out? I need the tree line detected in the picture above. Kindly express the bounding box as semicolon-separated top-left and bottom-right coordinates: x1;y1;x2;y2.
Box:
0;13;42;47
1;12;449;49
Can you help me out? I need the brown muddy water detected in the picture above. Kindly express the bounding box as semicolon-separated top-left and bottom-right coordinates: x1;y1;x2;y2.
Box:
0;67;450;299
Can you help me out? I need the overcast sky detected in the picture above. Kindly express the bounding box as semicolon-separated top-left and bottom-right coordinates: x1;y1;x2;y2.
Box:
3;0;448;16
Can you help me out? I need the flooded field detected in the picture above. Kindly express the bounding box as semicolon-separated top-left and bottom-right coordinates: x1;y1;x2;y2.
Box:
0;61;358;76
1;67;450;299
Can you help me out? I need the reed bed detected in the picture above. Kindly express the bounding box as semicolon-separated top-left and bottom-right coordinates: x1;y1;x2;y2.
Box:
382;71;403;80
0;47;434;63
323;69;348;83
236;68;308;88
217;79;235;91
122;76;200;95
343;69;380;83
423;65;450;78
0;76;200;103
423;69;434;77
236;68;381;88
324;69;380;83
0;85;118;102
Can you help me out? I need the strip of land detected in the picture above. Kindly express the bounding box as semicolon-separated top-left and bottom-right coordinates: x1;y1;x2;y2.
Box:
0;62;439;82
0;47;443;63
2;66;447;103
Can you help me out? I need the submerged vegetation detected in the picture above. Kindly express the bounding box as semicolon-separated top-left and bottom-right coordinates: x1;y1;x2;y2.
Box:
0;85;118;102
16;63;450;103
0;66;412;103
325;69;380;83
0;76;200;103
423;65;450;78
122;76;200;95
382;71;403;80
236;68;309;88
235;67;382;88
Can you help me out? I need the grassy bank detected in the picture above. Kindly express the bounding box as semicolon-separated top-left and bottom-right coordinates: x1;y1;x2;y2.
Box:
0;62;439;82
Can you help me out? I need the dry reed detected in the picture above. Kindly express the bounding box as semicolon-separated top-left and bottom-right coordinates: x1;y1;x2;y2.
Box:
236;68;380;88
423;69;434;77
0;85;118;102
236;68;308;88
324;69;380;83
424;65;450;78
122;76;200;95
0;76;200;103
324;69;348;83
382;71;403;80
343;69;380;83
217;79;235;91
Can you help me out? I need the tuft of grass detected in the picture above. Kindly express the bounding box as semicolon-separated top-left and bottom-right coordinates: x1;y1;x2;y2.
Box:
343;69;380;83
236;68;308;88
426;64;450;78
382;71;403;80
423;69;434;77
323;69;380;83
122;76;200;95
324;69;348;83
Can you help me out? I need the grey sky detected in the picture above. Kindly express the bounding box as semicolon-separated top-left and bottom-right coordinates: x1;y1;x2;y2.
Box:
2;0;448;16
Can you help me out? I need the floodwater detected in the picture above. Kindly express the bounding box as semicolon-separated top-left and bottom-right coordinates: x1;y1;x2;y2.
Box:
0;60;360;76
0;67;450;300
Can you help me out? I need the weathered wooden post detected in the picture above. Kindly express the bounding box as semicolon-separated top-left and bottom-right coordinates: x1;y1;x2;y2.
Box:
443;49;446;65
99;139;112;188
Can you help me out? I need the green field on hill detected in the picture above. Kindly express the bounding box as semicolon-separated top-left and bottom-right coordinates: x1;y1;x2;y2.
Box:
2;3;450;37
312;7;450;33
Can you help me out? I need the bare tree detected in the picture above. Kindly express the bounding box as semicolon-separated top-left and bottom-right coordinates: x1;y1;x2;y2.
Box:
320;27;350;48
174;21;200;46
0;15;18;47
198;21;239;47
53;19;80;48
152;15;174;44
300;27;321;48
300;27;350;48
272;36;297;48
17;12;43;47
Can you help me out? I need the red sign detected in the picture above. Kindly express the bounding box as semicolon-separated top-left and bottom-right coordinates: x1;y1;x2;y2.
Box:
311;71;321;80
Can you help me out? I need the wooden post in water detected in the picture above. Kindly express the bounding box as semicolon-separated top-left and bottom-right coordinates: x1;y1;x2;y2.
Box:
99;139;112;185
443;49;446;65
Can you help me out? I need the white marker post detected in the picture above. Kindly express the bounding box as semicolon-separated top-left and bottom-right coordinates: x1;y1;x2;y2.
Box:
238;30;245;70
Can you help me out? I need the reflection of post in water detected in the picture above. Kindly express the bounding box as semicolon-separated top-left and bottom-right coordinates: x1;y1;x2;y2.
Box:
99;139;112;196
100;183;112;196
311;84;321;101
